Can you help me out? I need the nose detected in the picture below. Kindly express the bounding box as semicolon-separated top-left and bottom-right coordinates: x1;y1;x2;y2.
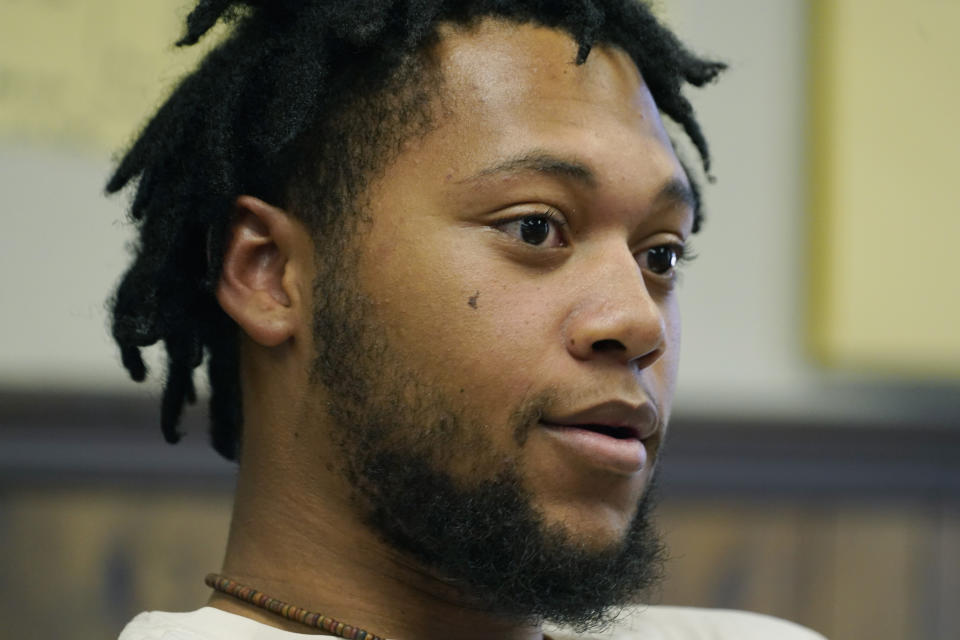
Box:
563;249;667;369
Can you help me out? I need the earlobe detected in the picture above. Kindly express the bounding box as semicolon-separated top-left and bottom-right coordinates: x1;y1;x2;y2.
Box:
216;195;305;347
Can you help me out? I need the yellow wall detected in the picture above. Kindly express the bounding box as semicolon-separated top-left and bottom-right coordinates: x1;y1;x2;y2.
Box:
810;0;960;376
0;0;226;150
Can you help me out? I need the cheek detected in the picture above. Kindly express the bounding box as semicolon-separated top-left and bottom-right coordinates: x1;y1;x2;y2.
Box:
423;279;552;397
663;293;681;357
654;295;682;413
461;283;552;379
360;225;547;386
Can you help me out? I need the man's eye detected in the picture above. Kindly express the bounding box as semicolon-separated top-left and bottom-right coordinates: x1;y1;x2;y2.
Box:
497;212;566;247
640;244;685;275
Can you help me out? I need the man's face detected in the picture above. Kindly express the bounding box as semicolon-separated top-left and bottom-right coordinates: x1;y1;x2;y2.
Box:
303;18;693;625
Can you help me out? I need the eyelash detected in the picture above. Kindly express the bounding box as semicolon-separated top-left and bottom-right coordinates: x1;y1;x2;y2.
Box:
495;212;697;275
664;242;696;266
678;242;697;265
537;209;567;228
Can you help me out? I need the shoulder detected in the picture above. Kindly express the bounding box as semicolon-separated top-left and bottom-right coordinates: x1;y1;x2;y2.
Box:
118;610;210;640
117;607;316;640
622;606;828;639
546;605;827;640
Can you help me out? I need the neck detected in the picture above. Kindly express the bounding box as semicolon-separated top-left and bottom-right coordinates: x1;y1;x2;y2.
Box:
212;451;546;640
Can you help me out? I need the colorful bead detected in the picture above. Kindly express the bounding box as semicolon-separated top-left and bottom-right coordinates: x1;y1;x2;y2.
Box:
205;573;386;640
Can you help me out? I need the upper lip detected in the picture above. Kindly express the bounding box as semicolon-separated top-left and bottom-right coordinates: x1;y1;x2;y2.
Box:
540;400;660;441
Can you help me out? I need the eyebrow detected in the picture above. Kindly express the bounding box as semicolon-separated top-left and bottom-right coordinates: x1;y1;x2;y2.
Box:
459;151;597;188
460;150;698;214
654;176;698;212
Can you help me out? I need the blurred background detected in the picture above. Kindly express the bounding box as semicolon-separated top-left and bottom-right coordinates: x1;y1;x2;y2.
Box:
1;0;958;638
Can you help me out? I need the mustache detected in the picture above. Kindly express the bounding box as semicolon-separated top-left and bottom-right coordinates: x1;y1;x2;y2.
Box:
510;389;556;446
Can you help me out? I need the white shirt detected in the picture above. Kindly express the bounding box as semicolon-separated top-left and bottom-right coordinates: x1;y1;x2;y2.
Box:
118;606;827;639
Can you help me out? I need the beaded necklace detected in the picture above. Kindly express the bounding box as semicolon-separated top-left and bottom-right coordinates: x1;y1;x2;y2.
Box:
207;573;557;640
205;573;386;640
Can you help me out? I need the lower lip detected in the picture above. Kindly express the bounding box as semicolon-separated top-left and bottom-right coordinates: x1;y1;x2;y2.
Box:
540;423;648;474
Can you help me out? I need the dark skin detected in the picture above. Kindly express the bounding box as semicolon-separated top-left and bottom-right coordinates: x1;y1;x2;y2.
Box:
210;19;694;640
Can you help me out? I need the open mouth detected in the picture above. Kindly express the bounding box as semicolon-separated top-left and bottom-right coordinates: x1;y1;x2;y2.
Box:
574;424;639;440
542;422;641;440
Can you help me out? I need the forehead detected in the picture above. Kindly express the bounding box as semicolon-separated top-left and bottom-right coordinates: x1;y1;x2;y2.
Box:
436;19;655;120
411;19;686;206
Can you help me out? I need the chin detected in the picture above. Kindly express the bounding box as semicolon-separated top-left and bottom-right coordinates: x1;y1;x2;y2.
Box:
540;496;646;550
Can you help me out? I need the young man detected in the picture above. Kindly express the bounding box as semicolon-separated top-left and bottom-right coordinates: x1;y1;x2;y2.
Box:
110;1;825;638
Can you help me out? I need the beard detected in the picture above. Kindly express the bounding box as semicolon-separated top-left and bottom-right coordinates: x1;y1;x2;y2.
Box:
309;247;666;631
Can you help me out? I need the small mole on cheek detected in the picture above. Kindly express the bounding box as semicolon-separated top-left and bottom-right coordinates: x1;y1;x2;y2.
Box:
468;290;480;309
293;431;299;439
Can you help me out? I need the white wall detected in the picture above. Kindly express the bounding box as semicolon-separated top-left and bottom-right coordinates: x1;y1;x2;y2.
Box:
0;145;144;392
663;0;817;410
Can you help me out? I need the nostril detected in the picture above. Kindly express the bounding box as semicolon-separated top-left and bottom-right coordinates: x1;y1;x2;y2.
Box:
591;339;626;353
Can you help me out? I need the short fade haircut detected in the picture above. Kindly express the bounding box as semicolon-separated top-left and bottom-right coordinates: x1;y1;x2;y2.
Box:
106;0;725;461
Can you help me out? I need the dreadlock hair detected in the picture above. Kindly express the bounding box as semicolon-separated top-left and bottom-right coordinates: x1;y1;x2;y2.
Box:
107;0;726;462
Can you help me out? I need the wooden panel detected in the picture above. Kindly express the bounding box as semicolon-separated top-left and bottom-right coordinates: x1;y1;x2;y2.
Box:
792;506;838;636
930;506;960;639
655;501;953;640
3;488;958;639
0;489;231;638
654;502;804;618
827;508;928;640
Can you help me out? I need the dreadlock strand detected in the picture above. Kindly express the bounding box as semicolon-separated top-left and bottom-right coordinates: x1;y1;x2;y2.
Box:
572;0;603;64
160;329;206;443
177;0;236;46
206;317;241;460
120;345;148;382
111;264;161;349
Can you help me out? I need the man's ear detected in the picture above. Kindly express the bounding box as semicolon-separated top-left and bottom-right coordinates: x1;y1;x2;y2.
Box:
216;195;307;347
